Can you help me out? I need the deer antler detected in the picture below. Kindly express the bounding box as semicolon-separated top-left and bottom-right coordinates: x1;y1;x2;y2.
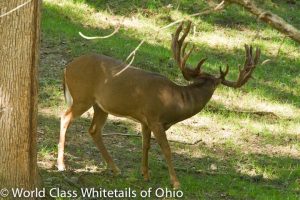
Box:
220;45;261;88
172;22;260;84
172;21;207;81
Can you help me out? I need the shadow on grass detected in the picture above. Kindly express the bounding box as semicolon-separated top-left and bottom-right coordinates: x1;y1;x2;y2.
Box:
39;2;300;199
70;0;300;30
205;101;280;121
38;114;299;199
41;2;300;110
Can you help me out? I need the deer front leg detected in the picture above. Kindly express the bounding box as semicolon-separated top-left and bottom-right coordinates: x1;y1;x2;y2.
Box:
141;124;151;181
89;105;120;175
152;124;180;189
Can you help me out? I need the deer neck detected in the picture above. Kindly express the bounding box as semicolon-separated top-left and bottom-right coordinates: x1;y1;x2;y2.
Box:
177;80;216;119
162;80;216;129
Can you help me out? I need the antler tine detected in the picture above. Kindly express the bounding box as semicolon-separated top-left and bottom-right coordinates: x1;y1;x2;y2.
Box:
218;65;228;81
182;42;188;57
172;22;183;64
182;45;195;69
254;47;261;65
174;22;183;40
171;21;194;75
177;22;193;69
219;65;229;79
244;44;251;65
179;21;192;44
195;58;207;73
171;21;209;81
220;44;261;88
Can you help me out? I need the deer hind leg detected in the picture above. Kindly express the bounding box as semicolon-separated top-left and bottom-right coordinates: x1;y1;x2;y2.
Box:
141;124;151;181
151;124;180;189
89;104;120;175
57;103;91;171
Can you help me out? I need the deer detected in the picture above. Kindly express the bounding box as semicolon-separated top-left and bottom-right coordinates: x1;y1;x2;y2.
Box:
57;21;260;189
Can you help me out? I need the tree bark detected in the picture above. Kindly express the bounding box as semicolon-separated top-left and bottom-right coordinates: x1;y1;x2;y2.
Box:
0;0;41;196
225;0;300;44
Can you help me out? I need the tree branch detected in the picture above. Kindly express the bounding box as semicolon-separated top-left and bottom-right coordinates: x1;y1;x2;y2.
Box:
225;0;300;44
79;24;121;40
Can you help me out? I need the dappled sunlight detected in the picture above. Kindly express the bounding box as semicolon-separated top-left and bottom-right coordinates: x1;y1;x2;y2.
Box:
212;92;299;118
236;163;279;181
171;146;206;160
233;150;299;183
193;31;251;49
165;103;299;158
290;123;300;135
92;12;158;31
73;164;105;173
38;1;299;198
44;0;300;60
248;143;300;158
39;105;299;160
260;41;300;59
38;160;55;170
44;0;160;37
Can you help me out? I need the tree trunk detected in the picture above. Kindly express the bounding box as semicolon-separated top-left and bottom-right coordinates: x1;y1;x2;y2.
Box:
225;0;300;44
0;0;41;196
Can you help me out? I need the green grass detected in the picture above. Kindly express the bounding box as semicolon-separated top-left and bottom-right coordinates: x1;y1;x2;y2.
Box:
38;0;300;199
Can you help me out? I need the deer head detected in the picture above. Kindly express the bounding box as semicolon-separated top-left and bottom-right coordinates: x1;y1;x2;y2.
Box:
172;21;261;88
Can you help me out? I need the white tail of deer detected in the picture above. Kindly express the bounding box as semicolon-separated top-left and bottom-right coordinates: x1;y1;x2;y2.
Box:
57;21;260;189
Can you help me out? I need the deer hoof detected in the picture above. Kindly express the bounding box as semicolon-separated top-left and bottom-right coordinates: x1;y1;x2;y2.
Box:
173;182;180;190
143;174;150;181
141;169;150;181
57;164;66;171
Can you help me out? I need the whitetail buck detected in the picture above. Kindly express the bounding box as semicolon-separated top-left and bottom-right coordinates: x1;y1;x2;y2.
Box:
57;21;260;189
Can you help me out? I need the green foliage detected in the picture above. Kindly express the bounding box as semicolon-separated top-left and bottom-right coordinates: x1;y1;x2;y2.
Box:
39;0;300;199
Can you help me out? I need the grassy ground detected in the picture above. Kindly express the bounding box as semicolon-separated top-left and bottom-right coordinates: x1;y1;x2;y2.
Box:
38;0;300;199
